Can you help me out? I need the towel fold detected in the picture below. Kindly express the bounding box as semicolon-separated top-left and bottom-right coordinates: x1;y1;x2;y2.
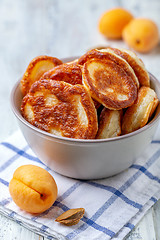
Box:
0;126;160;240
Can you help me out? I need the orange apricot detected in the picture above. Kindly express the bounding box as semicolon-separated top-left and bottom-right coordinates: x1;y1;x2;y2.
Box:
98;8;133;39
122;18;159;53
9;165;58;214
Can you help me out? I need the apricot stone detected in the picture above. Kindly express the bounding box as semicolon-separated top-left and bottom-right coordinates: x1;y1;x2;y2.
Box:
9;165;58;214
99;8;133;39
122;18;159;53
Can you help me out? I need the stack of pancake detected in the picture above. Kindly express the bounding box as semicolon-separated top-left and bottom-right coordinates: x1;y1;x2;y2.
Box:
20;48;159;139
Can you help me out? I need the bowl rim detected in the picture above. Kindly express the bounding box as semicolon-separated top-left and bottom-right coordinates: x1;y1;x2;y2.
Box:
10;70;160;144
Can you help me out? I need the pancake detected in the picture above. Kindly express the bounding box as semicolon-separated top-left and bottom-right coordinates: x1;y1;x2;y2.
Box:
122;86;159;134
21;55;63;96
96;108;122;139
108;47;150;87
41;60;101;109
79;48;139;88
41;60;82;85
21;79;98;139
82;56;138;110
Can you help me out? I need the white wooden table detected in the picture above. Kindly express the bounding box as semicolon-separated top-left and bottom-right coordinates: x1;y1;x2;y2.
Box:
0;0;160;239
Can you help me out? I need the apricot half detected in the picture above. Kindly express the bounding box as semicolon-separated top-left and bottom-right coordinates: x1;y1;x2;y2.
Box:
122;18;159;53
99;8;133;39
9;165;58;214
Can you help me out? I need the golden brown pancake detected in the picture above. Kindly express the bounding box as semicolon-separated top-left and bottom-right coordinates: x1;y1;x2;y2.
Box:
96;108;122;139
107;47;150;87
79;48;139;88
41;60;82;85
41;60;101;109
122;86;159;134
21;79;98;139
21;55;63;96
82;56;138;110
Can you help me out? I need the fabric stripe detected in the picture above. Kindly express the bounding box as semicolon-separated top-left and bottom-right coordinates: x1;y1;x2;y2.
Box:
32;181;84;221
66;148;160;239
8;211;15;218
83;216;115;237
131;164;160;183
1;140;160;239
56;202;115;237
54;201;70;212
47;236;55;240
124;195;159;232
0;145;29;172
124;222;135;230
87;182;142;209
152;140;160;144
40;225;48;233
0;197;12;206
1;143;41;164
57;181;84;202
0;159;157;238
150;196;157;203
31;185;123;237
0;178;9;186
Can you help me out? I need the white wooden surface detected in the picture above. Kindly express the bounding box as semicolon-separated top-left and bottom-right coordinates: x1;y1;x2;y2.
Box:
0;0;160;239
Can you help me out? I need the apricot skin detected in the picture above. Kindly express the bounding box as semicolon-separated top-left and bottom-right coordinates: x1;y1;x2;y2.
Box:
9;165;58;214
99;8;133;39
122;18;159;53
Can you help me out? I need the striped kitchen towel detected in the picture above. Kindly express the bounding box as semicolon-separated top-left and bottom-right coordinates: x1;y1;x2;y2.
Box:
0;127;160;240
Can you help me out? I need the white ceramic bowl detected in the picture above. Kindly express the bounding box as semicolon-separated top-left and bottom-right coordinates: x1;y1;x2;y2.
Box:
10;59;160;179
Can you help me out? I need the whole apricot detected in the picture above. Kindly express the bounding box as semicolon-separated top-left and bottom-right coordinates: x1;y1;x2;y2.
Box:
98;8;133;39
122;18;159;53
9;165;58;214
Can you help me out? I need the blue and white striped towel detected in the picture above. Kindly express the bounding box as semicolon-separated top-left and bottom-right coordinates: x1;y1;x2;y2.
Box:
1;125;160;240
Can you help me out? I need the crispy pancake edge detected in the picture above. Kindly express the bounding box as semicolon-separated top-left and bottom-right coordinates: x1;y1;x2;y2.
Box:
96;108;122;139
21;55;63;96
41;61;82;85
82;57;138;110
122;86;159;134
41;61;101;109
108;47;150;87
21;79;98;139
78;48;139;89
